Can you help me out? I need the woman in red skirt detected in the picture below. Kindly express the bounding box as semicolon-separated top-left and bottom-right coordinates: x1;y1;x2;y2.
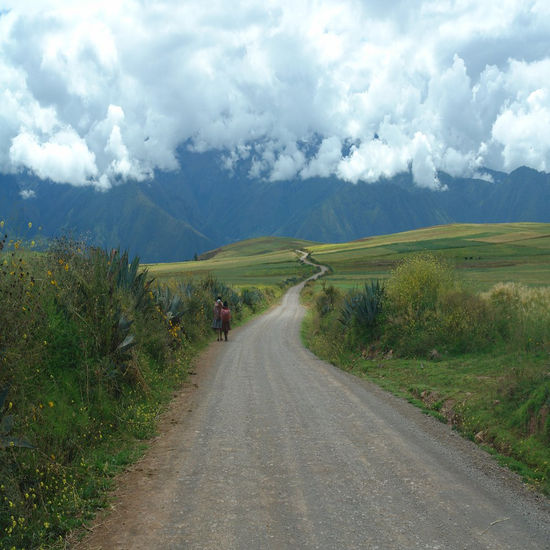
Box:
221;301;231;341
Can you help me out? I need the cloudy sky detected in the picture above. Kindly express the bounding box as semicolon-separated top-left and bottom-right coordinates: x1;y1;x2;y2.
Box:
1;0;549;191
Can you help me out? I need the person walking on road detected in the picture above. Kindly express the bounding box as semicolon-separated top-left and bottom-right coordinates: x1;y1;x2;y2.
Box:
221;301;231;341
212;296;223;341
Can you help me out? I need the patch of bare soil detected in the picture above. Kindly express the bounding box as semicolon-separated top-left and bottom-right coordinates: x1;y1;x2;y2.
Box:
69;340;223;550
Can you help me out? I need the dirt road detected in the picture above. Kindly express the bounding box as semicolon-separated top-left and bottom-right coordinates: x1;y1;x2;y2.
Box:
78;273;550;549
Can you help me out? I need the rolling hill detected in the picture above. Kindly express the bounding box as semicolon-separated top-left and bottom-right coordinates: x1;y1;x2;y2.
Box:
145;223;550;292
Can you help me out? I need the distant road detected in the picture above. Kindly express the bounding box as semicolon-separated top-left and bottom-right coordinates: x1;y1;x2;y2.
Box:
79;257;550;549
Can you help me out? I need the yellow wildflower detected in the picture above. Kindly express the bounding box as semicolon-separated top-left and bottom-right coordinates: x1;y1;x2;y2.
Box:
28;222;32;229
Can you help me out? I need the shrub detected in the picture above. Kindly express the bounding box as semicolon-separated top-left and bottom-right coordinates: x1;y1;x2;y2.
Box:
382;254;456;356
435;289;495;353
241;287;266;312
315;282;340;317
385;253;455;319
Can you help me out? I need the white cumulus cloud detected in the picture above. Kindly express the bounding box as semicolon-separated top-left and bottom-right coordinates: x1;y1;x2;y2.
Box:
0;0;549;190
10;128;97;185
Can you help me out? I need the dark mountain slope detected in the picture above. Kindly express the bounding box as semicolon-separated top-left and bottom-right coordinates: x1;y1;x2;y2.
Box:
1;152;549;262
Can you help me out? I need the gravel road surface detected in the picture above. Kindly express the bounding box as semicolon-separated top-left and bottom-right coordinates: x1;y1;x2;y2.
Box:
79;276;550;550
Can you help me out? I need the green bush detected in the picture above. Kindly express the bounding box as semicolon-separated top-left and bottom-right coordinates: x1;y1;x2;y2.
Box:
241;287;266;312
315;282;341;317
382;254;457;355
385;253;455;319
435;289;495;354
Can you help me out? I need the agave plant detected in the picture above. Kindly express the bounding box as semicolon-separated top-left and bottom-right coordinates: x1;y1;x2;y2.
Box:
107;249;154;312
339;279;385;328
154;286;187;325
1;386;33;449
115;314;136;355
178;281;196;299
241;288;264;311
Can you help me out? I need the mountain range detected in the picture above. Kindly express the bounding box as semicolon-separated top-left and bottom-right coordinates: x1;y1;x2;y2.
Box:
1;150;549;262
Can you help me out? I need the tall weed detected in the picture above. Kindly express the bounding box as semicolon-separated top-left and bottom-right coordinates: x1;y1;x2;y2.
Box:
484;283;550;351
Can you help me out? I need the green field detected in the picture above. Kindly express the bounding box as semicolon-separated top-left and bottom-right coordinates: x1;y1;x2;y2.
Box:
148;223;550;291
144;236;318;287
308;223;550;290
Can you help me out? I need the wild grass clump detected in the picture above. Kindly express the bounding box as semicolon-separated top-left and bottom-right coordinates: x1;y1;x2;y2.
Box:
483;283;550;351
0;230;274;549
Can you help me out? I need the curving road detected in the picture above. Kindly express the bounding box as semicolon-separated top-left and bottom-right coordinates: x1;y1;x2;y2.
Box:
80;264;550;549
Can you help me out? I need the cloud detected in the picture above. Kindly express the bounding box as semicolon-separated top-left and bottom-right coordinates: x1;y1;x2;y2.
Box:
301;136;342;179
19;189;36;199
10;128;98;185
0;0;549;190
492;88;550;172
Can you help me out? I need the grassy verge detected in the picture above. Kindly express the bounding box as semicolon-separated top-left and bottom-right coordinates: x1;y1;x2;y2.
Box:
302;311;550;493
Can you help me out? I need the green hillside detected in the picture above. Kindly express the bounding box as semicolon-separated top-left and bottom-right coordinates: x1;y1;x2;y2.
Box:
145;236;319;287
150;223;550;291
309;222;550;290
2;154;550;263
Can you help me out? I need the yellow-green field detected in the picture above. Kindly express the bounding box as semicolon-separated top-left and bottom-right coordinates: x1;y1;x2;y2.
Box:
145;223;550;291
144;236;318;287
308;222;550;291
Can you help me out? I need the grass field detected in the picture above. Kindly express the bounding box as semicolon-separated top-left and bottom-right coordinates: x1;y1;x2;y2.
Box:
145;224;550;291
144;236;319;287
307;223;550;290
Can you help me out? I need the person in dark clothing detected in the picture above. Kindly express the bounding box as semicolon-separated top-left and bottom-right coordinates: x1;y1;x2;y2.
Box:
212;296;223;341
221;300;231;341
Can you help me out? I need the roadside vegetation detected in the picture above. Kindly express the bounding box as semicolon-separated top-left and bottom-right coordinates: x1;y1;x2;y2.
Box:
303;250;550;494
0;227;302;549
